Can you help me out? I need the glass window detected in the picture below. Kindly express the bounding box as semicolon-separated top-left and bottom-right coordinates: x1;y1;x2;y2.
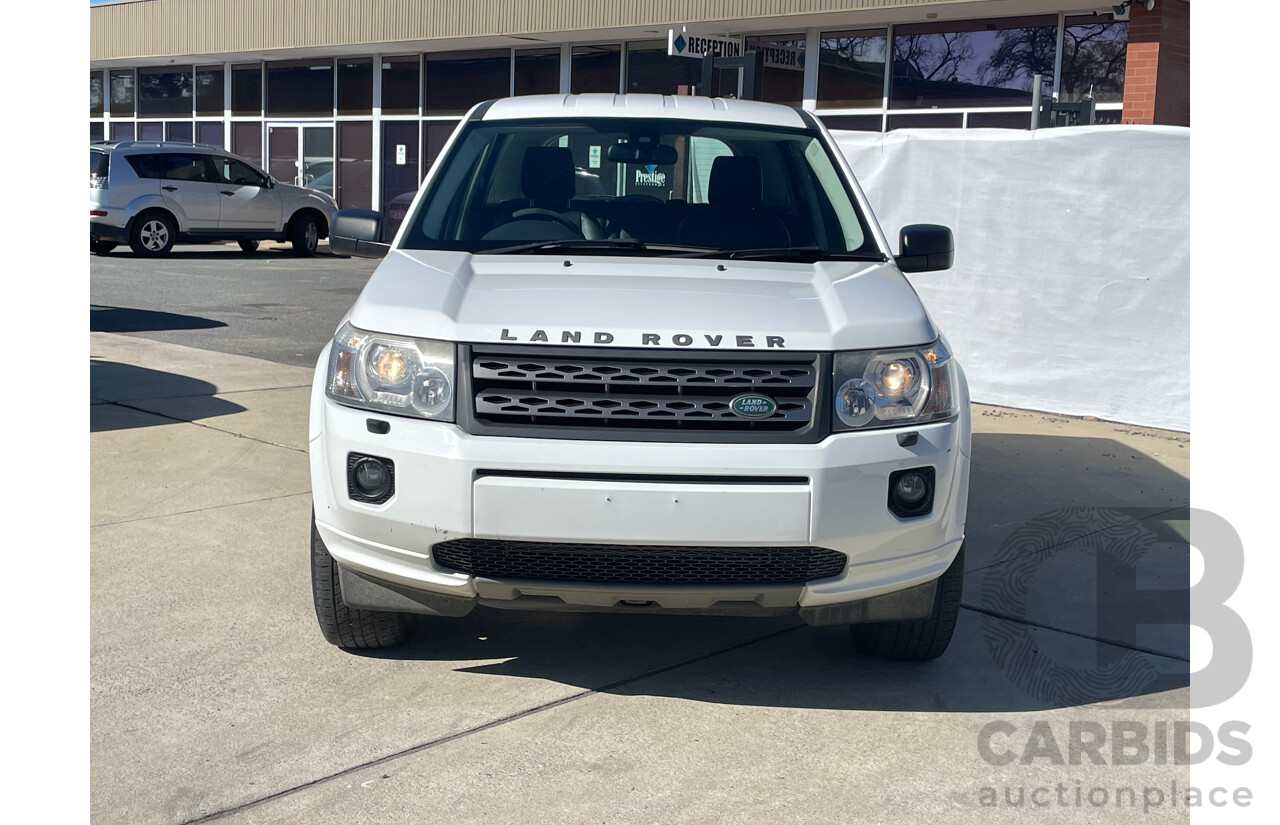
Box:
90;122;105;142
231;64;261;115
163;153;211;181
625;42;699;95
127;152;210;181
166;121;194;143
337;121;373;209
424;50;510;116
110;70;135;117
967;111;1036;128
571;45;620;94
891;16;1059;109
124;154;163;179
886;112;964;130
212;156;269;186
138;122;164;141
819;114;883;132
425;121;459;169
817;30;888;109
267;60;333;117
195;66;224;116
381;57;420;115
138;67;193;116
110;121;135;142
91;73;104;117
232;121;262;166
382;121;420;239
196;121;224;148
338;58;373;115
515;48;560;96
745;34;805;106
402;117;877;258
1060;16;1128;104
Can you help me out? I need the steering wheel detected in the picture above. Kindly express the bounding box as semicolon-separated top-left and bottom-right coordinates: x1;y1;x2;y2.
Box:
510;208;587;236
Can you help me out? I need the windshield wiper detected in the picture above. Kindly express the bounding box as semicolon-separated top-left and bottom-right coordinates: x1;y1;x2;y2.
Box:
680;246;890;263
483;239;715;256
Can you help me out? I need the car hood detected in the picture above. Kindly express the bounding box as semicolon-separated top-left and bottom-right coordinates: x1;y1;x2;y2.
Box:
346;250;938;352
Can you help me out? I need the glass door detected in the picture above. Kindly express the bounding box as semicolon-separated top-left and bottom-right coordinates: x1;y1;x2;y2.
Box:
266;124;335;197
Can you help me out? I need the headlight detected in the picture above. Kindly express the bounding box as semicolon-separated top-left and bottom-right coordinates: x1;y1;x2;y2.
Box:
325;322;455;421
833;338;959;431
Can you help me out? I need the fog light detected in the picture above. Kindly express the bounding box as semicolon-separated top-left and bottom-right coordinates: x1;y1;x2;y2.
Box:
888;467;934;518
348;453;395;504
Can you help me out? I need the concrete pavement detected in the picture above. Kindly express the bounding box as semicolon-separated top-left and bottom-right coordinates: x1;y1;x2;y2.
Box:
90;330;1192;824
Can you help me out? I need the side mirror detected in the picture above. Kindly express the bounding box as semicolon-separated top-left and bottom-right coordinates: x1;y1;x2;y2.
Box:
896;224;954;273
331;209;389;259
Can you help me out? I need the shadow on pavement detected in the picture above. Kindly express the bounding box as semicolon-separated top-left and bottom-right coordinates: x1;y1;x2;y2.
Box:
92;305;228;333
91;360;245;432
345;432;1190;714
95;248;341;261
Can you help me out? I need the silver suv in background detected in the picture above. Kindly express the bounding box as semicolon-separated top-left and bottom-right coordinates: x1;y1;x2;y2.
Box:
89;141;337;257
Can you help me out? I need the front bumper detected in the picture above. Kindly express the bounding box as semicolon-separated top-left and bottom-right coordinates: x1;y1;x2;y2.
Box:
309;353;971;625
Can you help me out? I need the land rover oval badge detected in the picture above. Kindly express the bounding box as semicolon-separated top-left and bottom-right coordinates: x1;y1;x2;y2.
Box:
730;393;778;419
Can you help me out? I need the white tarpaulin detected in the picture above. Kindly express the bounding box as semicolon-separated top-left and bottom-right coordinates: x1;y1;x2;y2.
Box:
833;127;1190;432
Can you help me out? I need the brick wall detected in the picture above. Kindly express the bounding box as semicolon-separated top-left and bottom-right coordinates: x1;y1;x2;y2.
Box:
1122;0;1191;126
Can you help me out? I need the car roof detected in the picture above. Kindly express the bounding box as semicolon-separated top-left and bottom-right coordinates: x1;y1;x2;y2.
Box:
479;94;809;129
94;141;230;154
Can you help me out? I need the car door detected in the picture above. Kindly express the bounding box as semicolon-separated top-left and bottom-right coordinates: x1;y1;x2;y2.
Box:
157;153;223;230
210;156;284;231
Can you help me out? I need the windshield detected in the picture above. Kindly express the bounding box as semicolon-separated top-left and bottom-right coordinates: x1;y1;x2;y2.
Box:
400;117;883;260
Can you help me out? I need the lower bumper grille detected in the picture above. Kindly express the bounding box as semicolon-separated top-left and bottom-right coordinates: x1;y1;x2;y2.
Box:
432;539;847;585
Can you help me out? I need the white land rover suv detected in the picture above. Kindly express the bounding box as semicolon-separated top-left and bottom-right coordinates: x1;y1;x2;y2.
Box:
310;94;970;660
89;141;336;257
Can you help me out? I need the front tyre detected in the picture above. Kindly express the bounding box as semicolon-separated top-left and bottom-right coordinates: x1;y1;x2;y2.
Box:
290;213;319;257
238;239;260;253
310;514;407;649
91;240;117;256
129;212;176;256
851;543;964;661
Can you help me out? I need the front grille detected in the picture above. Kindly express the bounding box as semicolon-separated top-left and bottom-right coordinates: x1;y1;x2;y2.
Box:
433;539;847;585
466;346;822;440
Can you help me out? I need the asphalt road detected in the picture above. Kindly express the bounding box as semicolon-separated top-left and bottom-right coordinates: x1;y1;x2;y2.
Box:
89;243;379;368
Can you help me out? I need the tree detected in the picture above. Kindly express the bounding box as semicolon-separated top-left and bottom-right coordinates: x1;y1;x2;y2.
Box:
892;33;976;82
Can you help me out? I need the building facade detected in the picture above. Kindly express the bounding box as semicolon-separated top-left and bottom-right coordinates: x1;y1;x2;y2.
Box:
89;0;1190;213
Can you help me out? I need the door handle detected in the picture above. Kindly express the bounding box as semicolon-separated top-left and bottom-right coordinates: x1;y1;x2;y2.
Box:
221;190;235;196
162;185;177;192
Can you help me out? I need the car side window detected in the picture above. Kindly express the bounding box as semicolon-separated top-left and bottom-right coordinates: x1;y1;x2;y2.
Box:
159;153;211;183
215;158;267;187
125;153;166;179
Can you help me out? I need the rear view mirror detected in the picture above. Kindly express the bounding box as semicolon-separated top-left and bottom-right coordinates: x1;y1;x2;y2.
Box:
896;224;954;273
330;209;389;259
606;143;678;165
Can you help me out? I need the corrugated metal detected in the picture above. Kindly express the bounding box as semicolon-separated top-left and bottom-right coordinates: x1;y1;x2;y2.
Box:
91;0;1006;62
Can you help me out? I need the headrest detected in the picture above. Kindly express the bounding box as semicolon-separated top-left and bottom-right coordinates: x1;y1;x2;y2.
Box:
521;146;575;201
708;156;762;209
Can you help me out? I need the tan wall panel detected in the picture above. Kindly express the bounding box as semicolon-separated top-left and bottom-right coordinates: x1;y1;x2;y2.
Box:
91;0;1000;61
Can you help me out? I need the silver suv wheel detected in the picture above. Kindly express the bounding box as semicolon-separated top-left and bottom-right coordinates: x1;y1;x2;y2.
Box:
129;212;176;256
139;219;170;250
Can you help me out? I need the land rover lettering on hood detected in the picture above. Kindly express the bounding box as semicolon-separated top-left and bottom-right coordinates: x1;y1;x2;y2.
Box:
310;93;969;661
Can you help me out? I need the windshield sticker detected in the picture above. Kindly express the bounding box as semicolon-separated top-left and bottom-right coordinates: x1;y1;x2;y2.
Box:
589;146;601;169
634;165;667;187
